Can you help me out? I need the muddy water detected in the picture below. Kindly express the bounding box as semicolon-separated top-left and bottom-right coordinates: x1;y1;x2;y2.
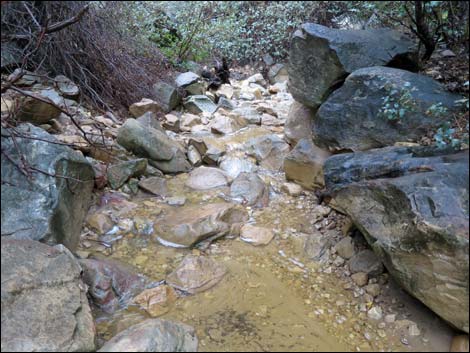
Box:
86;124;454;351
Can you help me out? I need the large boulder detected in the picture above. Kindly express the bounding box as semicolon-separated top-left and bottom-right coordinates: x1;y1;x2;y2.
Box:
314;66;463;152
154;202;248;248
284;101;314;145
1;124;94;251
80;258;149;313
14;87;63;124
289;23;417;109
324;146;469;332
1;239;95;352
117;119;190;174
98;319;198;352
153;81;181;113
284;138;331;189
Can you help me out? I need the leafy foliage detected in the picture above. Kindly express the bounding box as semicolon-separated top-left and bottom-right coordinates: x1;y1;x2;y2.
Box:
379;82;417;121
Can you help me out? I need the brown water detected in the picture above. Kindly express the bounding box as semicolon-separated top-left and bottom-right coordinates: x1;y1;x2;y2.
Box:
84;123;455;352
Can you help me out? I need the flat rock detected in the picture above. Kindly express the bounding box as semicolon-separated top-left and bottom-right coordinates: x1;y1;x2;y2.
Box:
132;285;177;317
166;255;226;294
240;224;274;246
129;98;162;118
98;319;198;352
175;72;200;88
186;166;230;190
183;95;217;115
155;202;247;248
138;177;169;196
1;239;95;352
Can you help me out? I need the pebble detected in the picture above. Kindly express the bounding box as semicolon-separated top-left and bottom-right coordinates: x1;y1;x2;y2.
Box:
384;314;396;323
367;306;383;320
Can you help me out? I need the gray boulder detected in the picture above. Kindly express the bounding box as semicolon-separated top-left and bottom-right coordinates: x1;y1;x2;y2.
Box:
289;23;417;109
117;119;190;174
153;81;181;113
245;134;290;171
324;146;469;332
1;239;95;352
98;319;198;352
1;124;94;251
314;66;463;151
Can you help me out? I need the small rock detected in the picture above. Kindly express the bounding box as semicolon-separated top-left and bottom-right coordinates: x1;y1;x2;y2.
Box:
385;314;396;323
240;224;274;246
186;166;230;190
166;196;186;206
138;177;169;196
132;285;177;317
348;250;384;276
129;98;162;118
86;211;114;234
409;323;421;336
281;182;303;196
365;283;381;297
367;306;383;320
334;236;355;260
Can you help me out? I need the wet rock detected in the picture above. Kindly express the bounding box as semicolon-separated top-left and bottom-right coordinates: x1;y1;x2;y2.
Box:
240;224;274;246
450;335;469;352
268;63;288;84
155;203;247;248
315;67;463;151
289;23;417;109
98;319;198;352
230;172;269;208
117;119;190;174
166;196;186;206
129;98;162;118
107;159;147;189
166;255;226;294
334;236;355;260
1;239;95;352
210;115;246;135
367;306;383;320
219;155;257;179
153;81;181;113
175;72;200;88
1;124;94;251
183;95;217;115
351;272;369;287
132;285;177;317
86;211;115;234
281;182;303;196
284;102;314;145
348;250;384;277
245;134;290;171
186;166;230;190
54;75;80;98
138;177;169;196
325;146;469;332
80;258;148;313
284;138;331;189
